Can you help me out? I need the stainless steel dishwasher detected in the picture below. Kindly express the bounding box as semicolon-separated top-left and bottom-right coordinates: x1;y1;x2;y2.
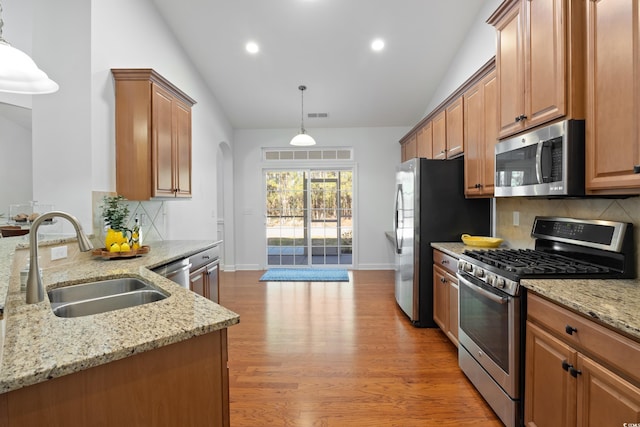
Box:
151;257;191;288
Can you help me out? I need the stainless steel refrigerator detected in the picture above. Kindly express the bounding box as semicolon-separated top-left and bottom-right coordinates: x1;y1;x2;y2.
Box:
394;157;490;327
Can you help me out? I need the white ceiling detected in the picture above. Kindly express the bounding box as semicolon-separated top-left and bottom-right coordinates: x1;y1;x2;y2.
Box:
151;0;489;130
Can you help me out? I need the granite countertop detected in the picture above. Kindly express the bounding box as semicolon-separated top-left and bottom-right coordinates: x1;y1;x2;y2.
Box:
0;238;239;394
431;241;640;343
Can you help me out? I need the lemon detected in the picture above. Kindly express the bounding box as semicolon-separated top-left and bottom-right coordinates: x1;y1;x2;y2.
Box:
109;243;121;253
120;242;131;252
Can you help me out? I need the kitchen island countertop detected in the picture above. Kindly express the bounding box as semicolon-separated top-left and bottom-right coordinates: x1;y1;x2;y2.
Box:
0;237;239;394
431;241;640;343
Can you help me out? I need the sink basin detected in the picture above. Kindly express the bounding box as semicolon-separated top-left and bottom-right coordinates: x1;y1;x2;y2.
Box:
48;277;149;303
48;277;169;318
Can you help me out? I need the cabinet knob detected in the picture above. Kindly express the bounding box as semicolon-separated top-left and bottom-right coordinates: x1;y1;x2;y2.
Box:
561;360;572;371
569;367;582;378
441;259;449;265
565;325;578;335
634;165;640;174
440;277;447;283
514;114;528;123
474;183;482;189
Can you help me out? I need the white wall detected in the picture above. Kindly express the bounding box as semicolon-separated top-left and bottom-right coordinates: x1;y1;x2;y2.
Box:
423;0;503;114
15;0;233;240
233;127;406;270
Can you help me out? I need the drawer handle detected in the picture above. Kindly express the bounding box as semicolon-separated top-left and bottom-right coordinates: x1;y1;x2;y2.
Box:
561;360;572;372
441;259;449;265
440;277;447;283
569;367;582;378
565;325;578;335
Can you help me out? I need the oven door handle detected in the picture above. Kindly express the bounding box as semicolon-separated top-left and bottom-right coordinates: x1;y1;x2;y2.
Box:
458;273;508;305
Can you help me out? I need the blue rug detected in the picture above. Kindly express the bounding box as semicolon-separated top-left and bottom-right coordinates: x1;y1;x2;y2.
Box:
260;268;349;282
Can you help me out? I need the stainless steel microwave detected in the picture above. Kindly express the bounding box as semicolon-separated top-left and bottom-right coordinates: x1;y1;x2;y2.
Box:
494;120;585;197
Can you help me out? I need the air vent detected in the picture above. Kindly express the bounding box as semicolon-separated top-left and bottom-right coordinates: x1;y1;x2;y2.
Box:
263;147;353;162
307;113;329;118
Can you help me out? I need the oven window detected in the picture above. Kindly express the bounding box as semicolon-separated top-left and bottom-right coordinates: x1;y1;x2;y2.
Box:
459;280;510;373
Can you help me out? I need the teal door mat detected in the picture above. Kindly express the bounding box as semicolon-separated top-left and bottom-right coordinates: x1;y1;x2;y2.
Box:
260;268;349;282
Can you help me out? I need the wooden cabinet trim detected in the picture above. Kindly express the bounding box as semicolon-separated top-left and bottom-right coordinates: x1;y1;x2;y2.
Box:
112;68;196;107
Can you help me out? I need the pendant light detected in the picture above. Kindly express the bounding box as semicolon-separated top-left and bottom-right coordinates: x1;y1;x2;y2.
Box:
290;85;316;146
0;1;59;94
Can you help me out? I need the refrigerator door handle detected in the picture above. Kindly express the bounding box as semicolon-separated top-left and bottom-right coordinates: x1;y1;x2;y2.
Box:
395;184;404;254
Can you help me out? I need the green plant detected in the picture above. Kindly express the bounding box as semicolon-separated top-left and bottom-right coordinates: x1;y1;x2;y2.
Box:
100;195;130;231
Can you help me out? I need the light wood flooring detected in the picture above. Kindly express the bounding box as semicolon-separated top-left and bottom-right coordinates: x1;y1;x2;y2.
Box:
220;270;502;426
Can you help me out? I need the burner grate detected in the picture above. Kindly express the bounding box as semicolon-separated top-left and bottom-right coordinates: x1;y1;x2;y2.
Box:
463;249;610;276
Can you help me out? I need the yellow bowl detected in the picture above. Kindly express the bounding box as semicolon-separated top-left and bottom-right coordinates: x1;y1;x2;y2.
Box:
461;234;503;248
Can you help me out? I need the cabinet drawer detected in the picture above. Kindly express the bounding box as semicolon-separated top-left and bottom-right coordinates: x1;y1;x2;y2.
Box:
527;293;640;386
433;250;457;275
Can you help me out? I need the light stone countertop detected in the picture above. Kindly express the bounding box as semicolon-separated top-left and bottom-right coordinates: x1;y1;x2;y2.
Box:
0;237;239;394
431;242;640;342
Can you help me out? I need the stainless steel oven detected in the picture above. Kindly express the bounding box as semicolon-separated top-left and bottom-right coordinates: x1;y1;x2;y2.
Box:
456;217;634;427
457;269;522;427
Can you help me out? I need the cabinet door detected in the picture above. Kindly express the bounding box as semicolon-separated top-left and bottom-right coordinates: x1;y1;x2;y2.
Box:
152;85;176;197
448;277;458;347
174;100;192;197
402;134;417;162
189;266;206;297
496;1;525;138
586;0;640;193
416;122;433;159
446;97;464;158
576;354;640;426
464;81;484;196
433;265;448;332
525;0;566;128
482;71;498;196
432;111;447;160
206;262;219;303
525;321;577;427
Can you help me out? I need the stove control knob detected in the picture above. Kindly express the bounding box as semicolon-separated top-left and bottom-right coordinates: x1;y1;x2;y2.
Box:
474;268;485;278
487;275;495;286
463;262;473;273
496;278;506;289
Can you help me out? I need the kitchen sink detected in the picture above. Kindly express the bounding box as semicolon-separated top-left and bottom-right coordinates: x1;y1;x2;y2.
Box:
48;277;169;318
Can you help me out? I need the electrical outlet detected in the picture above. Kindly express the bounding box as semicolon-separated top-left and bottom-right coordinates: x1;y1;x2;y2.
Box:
513;211;520;227
51;245;68;261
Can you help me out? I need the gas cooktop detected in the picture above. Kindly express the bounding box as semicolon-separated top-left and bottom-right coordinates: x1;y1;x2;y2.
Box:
458;217;635;282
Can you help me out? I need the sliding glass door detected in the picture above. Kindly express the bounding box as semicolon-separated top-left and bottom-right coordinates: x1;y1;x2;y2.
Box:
266;169;353;267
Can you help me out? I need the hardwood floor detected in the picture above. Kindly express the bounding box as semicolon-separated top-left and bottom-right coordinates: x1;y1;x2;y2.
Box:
220;270;502;426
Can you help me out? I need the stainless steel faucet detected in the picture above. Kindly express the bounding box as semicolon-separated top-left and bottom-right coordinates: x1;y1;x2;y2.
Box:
26;211;94;304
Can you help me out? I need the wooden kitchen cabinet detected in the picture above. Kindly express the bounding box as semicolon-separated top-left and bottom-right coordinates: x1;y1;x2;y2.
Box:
416;121;433;159
445;96;464;158
525;293;640;426
585;0;640;194
464;69;497;197
190;262;220;303
432;110;447;160
0;330;230;426
489;0;585;139
400;133;417;162
112;69;197;200
433;249;458;347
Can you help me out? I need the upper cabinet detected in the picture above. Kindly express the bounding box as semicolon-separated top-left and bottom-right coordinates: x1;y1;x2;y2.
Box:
446;96;464;158
112;69;197;200
416;121;433;159
464;69;498;197
432;110;448;160
489;0;585;139
586;0;640;194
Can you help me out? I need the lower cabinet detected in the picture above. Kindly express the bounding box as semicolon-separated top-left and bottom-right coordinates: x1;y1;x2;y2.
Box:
188;246;221;303
525;293;640;426
0;330;230;426
433;249;459;347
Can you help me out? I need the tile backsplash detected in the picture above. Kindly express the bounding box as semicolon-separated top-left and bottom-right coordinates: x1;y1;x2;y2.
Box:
496;196;640;267
92;191;167;244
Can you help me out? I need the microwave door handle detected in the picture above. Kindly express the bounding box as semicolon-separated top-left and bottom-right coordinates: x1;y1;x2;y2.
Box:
458;273;508;305
535;141;544;184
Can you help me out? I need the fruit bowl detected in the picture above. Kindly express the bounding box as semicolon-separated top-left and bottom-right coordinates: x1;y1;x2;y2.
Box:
91;245;151;259
461;234;503;248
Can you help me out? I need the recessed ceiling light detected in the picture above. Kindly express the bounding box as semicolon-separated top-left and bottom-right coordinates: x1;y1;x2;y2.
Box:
371;38;385;52
246;42;260;54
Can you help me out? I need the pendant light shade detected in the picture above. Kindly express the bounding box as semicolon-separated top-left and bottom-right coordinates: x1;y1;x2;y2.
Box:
0;3;59;95
290;85;315;146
